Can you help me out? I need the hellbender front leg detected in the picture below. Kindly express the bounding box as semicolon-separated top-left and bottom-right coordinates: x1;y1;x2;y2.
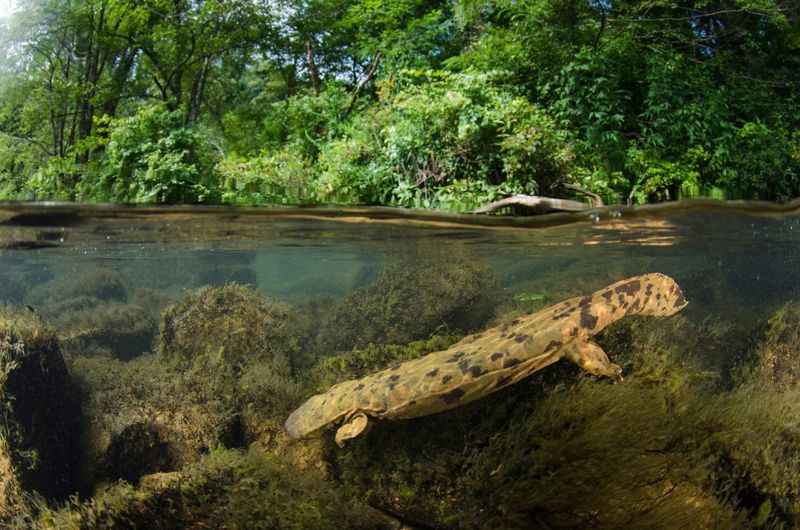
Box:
335;411;370;446
561;340;623;381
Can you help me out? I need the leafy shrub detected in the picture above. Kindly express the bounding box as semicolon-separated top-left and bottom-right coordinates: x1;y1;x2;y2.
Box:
82;104;222;203
317;70;574;209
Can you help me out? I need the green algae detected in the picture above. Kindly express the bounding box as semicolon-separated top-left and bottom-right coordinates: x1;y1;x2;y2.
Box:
316;260;497;353
33;449;388;530
159;283;311;373
0;305;81;520
13;273;800;529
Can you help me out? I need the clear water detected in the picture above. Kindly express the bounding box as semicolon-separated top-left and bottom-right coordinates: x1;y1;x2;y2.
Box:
3;200;800;528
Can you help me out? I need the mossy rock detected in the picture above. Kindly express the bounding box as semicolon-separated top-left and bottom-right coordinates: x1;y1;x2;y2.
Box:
317;260;497;353
308;334;462;392
71;355;242;489
33;449;392;530
0;305;81;520
29;268;128;311
751;301;800;390
57;300;158;360
159;283;310;374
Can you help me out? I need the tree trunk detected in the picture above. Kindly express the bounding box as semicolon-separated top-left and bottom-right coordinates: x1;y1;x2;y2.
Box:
306;38;321;96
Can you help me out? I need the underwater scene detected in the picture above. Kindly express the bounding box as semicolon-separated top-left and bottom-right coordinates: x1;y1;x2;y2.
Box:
2;200;800;529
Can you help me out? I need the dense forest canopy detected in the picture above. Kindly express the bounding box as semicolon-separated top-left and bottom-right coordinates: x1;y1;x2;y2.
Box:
0;0;798;208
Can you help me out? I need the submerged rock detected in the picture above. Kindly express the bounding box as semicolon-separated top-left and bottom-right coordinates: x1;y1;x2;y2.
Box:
56;298;158;360
0;305;80;520
72;355;240;488
317;260;497;353
159;282;310;373
752;301;800;390
34;449;391;530
73;284;311;488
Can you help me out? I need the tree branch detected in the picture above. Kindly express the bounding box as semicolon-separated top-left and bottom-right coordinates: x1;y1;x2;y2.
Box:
347;51;382;114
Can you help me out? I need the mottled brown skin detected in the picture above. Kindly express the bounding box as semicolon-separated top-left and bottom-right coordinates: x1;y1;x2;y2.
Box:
286;273;688;446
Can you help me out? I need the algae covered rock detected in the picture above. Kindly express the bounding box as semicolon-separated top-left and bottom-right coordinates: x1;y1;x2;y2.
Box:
751;301;800;390
71;284;313;488
159;283;310;373
56;298;158;360
72;354;241;488
35;449;391;530
317;260;496;353
0;305;80;519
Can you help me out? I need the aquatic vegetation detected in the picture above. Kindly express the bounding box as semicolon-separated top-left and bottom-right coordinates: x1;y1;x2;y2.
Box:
159;283;311;373
34;449;388;530
749;301;800;390
0;305;81;520
70;354;238;488
308;334;462;393
317;260;497;353
30;268;128;308
57;299;158;359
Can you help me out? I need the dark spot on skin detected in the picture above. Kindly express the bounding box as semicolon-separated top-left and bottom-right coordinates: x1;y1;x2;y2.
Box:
388;374;400;382
442;375;452;384
645;283;653;296
490;352;504;361
503;358;522;368
656;293;662;300
625;298;641;315
544;340;563;352
390;363;401;370
570;327;579;337
426;368;439;377
458;359;471;374
355;384;364;391
617;294;625;305
495;375;512;388
579;296;592;308
579;305;598;330
552;311;569;320
446;351;466;363
514;334;529;343
601;290;613;302
409;400;417;406
511;318;521;325
441;388;465;404
615;279;641;297
469;366;483;377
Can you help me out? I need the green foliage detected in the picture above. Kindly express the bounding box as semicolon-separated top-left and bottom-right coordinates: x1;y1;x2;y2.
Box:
82;104;222;203
318;70;575;208
0;0;799;205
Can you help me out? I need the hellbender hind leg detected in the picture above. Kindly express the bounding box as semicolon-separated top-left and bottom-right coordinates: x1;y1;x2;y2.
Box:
335;411;370;447
561;340;623;381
